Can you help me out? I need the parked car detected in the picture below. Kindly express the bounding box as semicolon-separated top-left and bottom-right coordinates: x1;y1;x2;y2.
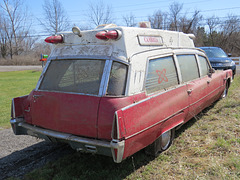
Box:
10;24;232;163
198;47;236;77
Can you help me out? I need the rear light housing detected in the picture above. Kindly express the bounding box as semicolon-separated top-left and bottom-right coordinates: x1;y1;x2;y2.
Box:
111;114;119;139
45;35;64;44
96;30;122;40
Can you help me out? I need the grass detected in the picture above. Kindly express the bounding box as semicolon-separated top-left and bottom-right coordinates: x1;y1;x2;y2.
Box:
1;72;239;179
22;75;240;180
0;70;41;128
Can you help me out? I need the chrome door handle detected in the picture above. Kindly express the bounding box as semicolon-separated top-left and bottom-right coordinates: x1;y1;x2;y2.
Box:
187;89;193;95
33;95;43;99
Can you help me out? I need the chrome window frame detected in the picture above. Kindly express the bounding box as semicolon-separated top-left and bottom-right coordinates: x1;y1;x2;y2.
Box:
35;55;129;97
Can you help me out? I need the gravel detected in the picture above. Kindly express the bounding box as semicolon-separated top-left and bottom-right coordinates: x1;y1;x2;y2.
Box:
0;128;74;180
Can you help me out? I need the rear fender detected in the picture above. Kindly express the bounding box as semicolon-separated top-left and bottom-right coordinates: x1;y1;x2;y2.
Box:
111;110;126;140
11;95;29;119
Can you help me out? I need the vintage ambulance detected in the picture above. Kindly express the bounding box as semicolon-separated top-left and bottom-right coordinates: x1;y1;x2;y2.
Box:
10;23;232;163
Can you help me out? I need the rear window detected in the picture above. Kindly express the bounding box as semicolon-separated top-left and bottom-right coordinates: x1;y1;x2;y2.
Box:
39;60;105;95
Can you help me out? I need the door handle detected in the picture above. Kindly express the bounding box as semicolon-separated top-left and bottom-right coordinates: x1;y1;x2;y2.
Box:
33;95;43;99
187;89;193;95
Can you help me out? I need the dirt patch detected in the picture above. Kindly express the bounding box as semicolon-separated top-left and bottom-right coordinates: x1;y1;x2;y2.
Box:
0;128;74;179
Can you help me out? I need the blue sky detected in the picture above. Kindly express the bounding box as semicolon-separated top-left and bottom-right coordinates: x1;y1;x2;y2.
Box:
24;0;240;35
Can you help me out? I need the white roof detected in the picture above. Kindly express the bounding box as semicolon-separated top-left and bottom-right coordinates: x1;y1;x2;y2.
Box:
50;25;196;62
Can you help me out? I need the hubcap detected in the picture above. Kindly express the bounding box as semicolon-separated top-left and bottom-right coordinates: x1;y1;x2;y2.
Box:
161;130;171;150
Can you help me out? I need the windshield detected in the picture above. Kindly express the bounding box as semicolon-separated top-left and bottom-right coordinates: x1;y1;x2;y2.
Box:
203;48;227;58
39;59;105;95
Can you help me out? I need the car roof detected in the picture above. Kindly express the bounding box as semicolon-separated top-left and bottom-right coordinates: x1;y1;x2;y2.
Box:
198;46;221;50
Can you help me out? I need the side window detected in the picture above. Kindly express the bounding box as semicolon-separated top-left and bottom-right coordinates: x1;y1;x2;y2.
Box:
198;56;210;76
177;55;199;82
146;56;178;94
107;62;128;96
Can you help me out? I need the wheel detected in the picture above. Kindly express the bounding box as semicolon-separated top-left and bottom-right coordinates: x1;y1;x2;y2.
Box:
221;81;229;98
145;129;175;157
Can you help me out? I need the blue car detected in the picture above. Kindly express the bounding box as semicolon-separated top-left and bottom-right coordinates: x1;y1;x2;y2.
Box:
199;47;236;77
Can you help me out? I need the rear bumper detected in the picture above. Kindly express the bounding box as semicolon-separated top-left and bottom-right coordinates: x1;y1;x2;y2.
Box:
10;118;125;163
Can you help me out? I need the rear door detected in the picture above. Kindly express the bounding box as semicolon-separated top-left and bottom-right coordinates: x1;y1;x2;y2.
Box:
30;59;106;138
177;54;221;121
177;54;205;121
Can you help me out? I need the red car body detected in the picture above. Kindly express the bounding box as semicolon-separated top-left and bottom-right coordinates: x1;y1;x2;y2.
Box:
10;25;233;163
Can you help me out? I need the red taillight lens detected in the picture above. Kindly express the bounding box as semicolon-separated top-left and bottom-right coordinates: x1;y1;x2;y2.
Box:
45;35;63;43
105;30;118;39
95;31;108;40
96;30;121;40
112;115;118;139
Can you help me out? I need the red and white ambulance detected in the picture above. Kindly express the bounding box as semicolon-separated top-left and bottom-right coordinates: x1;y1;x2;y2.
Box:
10;23;232;163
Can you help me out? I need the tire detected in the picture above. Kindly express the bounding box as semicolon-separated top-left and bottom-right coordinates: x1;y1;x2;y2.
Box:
145;129;175;157
221;81;229;98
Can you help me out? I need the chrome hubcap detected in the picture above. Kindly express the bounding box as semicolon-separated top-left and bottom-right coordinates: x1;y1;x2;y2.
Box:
161;130;171;150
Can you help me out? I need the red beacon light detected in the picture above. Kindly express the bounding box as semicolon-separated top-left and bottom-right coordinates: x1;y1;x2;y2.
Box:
45;35;63;44
96;30;121;40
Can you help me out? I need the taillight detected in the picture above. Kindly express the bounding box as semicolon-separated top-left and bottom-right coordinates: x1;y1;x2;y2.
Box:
11;99;15;118
45;35;63;44
95;31;108;40
112;115;119;139
96;30;121;40
105;30;118;39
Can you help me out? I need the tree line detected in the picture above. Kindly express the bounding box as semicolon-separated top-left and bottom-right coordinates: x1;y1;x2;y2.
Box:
1;0;240;61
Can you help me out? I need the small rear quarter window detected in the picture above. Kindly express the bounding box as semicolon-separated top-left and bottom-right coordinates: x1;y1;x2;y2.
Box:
106;62;128;96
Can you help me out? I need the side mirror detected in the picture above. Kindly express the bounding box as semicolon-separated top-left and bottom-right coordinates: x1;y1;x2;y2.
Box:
228;53;232;57
208;68;215;77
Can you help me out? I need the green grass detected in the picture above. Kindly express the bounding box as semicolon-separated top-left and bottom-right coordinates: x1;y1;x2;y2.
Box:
22;75;240;180
0;70;41;128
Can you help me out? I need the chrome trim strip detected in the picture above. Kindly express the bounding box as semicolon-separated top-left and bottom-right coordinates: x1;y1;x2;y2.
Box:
99;60;112;96
10;118;24;124
36;90;100;97
36;60;50;90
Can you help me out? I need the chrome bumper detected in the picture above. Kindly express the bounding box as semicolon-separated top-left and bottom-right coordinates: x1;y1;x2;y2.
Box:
10;118;125;163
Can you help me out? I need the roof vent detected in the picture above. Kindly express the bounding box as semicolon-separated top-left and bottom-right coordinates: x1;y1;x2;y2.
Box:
95;24;117;29
138;21;151;28
187;34;196;40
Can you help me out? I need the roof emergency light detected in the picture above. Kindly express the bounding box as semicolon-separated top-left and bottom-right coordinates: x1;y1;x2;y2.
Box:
45;35;63;44
96;30;122;40
72;26;82;37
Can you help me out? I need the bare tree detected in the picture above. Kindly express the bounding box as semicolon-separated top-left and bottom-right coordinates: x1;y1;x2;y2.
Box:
220;15;240;54
179;10;202;34
148;10;169;29
169;2;183;31
206;16;220;46
123;13;137;27
0;0;31;59
87;1;114;27
40;0;70;34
